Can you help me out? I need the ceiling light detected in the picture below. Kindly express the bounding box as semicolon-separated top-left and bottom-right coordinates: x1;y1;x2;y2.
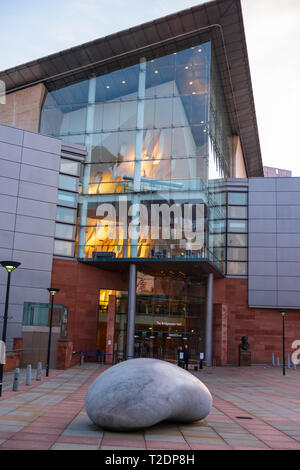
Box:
189;81;193;85
106;85;110;89
122;80;126;84
198;48;202;53
154;70;159;74
185;66;189;70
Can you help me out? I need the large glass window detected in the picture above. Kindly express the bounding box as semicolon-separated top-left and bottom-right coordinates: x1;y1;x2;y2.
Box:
56;206;76;224
57;191;77;207
55;223;74;240
40;40;234;271
54;240;74;257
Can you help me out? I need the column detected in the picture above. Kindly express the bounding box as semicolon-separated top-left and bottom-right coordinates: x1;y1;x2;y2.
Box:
126;263;137;359
106;295;116;364
78;75;97;258
130;58;146;258
205;272;214;367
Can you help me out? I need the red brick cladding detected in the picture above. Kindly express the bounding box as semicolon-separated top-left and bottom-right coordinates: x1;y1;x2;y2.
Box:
213;278;300;365
51;259;128;352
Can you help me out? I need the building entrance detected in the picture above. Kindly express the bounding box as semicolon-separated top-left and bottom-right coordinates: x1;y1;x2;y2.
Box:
98;282;206;364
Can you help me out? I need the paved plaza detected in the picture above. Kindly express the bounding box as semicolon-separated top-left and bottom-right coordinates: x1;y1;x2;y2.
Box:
0;363;299;450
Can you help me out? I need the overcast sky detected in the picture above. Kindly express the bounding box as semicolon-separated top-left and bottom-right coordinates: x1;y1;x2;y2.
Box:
1;0;300;175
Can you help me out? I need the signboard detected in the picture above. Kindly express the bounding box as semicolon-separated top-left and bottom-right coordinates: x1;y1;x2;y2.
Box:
200;352;204;360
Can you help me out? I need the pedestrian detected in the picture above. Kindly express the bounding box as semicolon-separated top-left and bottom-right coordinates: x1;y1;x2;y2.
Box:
177;345;184;368
183;344;190;370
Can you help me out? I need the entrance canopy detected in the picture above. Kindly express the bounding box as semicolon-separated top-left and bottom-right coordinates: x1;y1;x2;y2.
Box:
79;257;224;280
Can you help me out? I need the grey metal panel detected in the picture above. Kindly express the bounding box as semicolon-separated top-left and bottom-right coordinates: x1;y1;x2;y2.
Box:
0;125;23;146
13;232;54;254
0;248;12;259
277;247;300;262
248;262;276;276
18;180;58;204
248;290;277;307
249;219;276;233
277;277;300;292
277;233;300;247
277;219;300;233
248;178;276;191
277;205;300;219
17;198;57;220
248;247;276;262
13;250;53;271
20;164;59;187
0;141;22;163
248;205;276;219
15;215;56;237
8;286;49;304
21;147;60;171
276;178;300;191
0;229;14;249
0;158;20;179
277;262;300;277
0;212;15;231
0;176;19;197
277;192;300;205
277;291;300;308
12;269;52;289
248;233;276;247
248;191;276;205
23;131;61;155
248;276;277;291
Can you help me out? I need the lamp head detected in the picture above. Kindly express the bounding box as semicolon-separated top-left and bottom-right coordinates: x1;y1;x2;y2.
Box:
47;288;60;296
0;261;21;272
280;310;287;317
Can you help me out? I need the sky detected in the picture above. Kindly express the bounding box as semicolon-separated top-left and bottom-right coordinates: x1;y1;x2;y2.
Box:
0;0;300;175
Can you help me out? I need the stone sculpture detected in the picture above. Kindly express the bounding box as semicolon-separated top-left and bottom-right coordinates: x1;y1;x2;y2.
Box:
85;358;212;431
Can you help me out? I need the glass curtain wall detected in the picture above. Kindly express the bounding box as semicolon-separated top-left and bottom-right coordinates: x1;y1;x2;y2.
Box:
40;40;233;271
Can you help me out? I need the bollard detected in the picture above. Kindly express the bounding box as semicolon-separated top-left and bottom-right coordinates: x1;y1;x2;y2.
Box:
26;364;32;386
288;354;291;369
293;362;297;371
272;353;275;367
12;368;20;392
36;362;42;381
277;357;280;367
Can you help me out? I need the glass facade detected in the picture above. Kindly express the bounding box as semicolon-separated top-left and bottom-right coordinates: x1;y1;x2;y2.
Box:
98;277;206;362
40;40;234;271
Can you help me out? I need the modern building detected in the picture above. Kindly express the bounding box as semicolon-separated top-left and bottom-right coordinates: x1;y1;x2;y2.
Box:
0;0;299;367
264;166;292;178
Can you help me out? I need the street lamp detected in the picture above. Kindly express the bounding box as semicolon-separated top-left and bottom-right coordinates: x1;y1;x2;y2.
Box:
46;288;60;377
280;311;287;376
0;261;21;396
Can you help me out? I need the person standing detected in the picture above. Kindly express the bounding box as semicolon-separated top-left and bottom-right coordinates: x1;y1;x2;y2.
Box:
177;345;184;368
183;344;190;370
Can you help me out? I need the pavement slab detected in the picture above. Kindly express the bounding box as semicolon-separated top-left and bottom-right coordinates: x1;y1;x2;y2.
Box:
0;364;299;450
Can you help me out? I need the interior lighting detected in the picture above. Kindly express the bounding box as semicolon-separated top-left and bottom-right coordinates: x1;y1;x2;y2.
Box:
154;70;159;74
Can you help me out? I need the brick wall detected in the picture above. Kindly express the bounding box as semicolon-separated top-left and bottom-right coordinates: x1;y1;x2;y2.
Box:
51;259;128;352
214;278;300;365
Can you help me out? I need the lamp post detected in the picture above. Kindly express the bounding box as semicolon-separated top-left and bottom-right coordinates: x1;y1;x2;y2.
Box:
46;288;60;377
0;261;21;396
280;311;287;376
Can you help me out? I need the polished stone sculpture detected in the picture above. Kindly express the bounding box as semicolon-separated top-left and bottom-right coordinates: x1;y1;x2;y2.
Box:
85;358;212;431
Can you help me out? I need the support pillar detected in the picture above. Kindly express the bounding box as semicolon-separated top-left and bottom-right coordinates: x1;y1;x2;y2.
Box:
78;75;97;258
126;264;137;359
205;273;214;367
106;295;116;364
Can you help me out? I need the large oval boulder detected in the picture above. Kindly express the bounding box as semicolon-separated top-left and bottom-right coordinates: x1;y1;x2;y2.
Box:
85;358;212;431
